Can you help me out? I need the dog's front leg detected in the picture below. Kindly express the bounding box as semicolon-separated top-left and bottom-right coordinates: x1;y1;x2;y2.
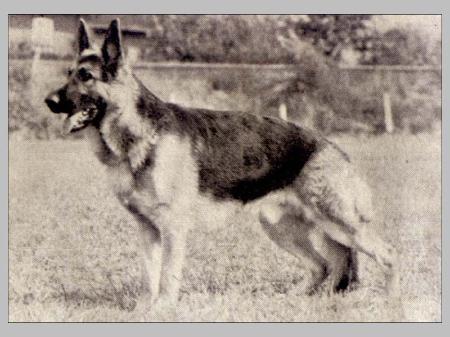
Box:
127;194;190;309
137;218;162;302
117;193;162;305
157;213;189;306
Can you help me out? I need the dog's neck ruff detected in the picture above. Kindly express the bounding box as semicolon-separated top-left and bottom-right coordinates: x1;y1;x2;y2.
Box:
93;103;159;176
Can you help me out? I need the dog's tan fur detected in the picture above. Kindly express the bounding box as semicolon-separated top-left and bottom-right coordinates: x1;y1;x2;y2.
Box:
45;19;399;309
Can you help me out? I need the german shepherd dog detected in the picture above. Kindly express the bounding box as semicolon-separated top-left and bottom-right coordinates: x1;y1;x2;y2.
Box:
45;19;399;308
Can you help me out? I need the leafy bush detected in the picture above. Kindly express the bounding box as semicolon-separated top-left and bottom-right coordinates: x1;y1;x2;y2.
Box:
9;65;32;133
9;40;34;59
258;30;440;134
8;57;440;138
9;62;67;139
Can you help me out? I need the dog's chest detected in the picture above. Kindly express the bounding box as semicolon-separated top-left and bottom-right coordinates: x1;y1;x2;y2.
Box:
105;162;136;200
97;115;131;162
86;130;136;198
91;126;202;210
93;114;157;171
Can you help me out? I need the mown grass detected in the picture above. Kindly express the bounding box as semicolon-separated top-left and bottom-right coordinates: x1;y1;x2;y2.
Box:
9;131;441;322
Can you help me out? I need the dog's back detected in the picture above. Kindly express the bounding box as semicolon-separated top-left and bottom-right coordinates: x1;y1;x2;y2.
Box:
148;101;325;203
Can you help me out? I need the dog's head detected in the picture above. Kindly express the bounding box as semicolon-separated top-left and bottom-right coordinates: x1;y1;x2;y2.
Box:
45;19;127;133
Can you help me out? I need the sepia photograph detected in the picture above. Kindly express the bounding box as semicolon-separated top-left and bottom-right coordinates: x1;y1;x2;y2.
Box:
8;14;441;322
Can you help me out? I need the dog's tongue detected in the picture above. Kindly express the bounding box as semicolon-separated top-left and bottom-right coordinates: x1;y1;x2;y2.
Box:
62;111;88;135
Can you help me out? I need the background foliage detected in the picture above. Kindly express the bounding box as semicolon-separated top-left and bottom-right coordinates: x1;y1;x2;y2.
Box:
8;15;441;138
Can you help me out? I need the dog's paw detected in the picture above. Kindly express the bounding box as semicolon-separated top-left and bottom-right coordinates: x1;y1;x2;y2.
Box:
148;295;179;321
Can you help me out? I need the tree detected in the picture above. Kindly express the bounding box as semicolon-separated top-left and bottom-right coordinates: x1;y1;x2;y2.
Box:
290;15;373;61
360;27;441;65
143;15;295;64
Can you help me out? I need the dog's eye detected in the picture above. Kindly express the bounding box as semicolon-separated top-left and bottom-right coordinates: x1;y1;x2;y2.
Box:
67;68;73;77
78;68;93;82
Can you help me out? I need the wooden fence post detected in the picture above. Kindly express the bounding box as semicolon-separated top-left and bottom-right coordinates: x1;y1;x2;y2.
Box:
383;92;394;133
31;17;54;109
374;68;394;133
278;102;287;121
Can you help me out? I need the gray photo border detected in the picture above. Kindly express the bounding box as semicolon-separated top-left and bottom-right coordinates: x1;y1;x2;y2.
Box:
1;0;447;336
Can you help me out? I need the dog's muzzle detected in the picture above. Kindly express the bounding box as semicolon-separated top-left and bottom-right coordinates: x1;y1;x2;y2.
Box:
44;94;61;113
44;90;75;114
45;90;105;134
62;107;99;134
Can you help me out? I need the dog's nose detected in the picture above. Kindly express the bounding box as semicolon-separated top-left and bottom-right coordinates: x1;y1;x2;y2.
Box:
45;93;62;113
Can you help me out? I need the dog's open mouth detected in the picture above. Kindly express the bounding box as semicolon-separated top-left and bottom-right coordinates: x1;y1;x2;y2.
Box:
63;107;98;134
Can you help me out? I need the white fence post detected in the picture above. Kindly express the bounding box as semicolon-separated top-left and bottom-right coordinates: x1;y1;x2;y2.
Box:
383;92;394;133
127;46;140;66
374;68;394;133
31;17;54;108
278;102;287;121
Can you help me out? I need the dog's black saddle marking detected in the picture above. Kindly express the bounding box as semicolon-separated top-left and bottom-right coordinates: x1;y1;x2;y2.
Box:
134;81;324;204
198;113;319;203
165;104;320;203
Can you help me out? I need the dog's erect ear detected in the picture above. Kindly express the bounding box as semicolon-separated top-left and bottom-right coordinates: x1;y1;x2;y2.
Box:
101;19;124;78
78;19;92;54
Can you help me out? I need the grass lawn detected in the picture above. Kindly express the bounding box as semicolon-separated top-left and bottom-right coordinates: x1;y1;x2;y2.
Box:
9;132;441;322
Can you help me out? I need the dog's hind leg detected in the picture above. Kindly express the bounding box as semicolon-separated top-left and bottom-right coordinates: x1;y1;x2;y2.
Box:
295;148;399;295
349;249;359;284
259;204;329;294
350;224;399;295
319;237;359;292
312;203;399;296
